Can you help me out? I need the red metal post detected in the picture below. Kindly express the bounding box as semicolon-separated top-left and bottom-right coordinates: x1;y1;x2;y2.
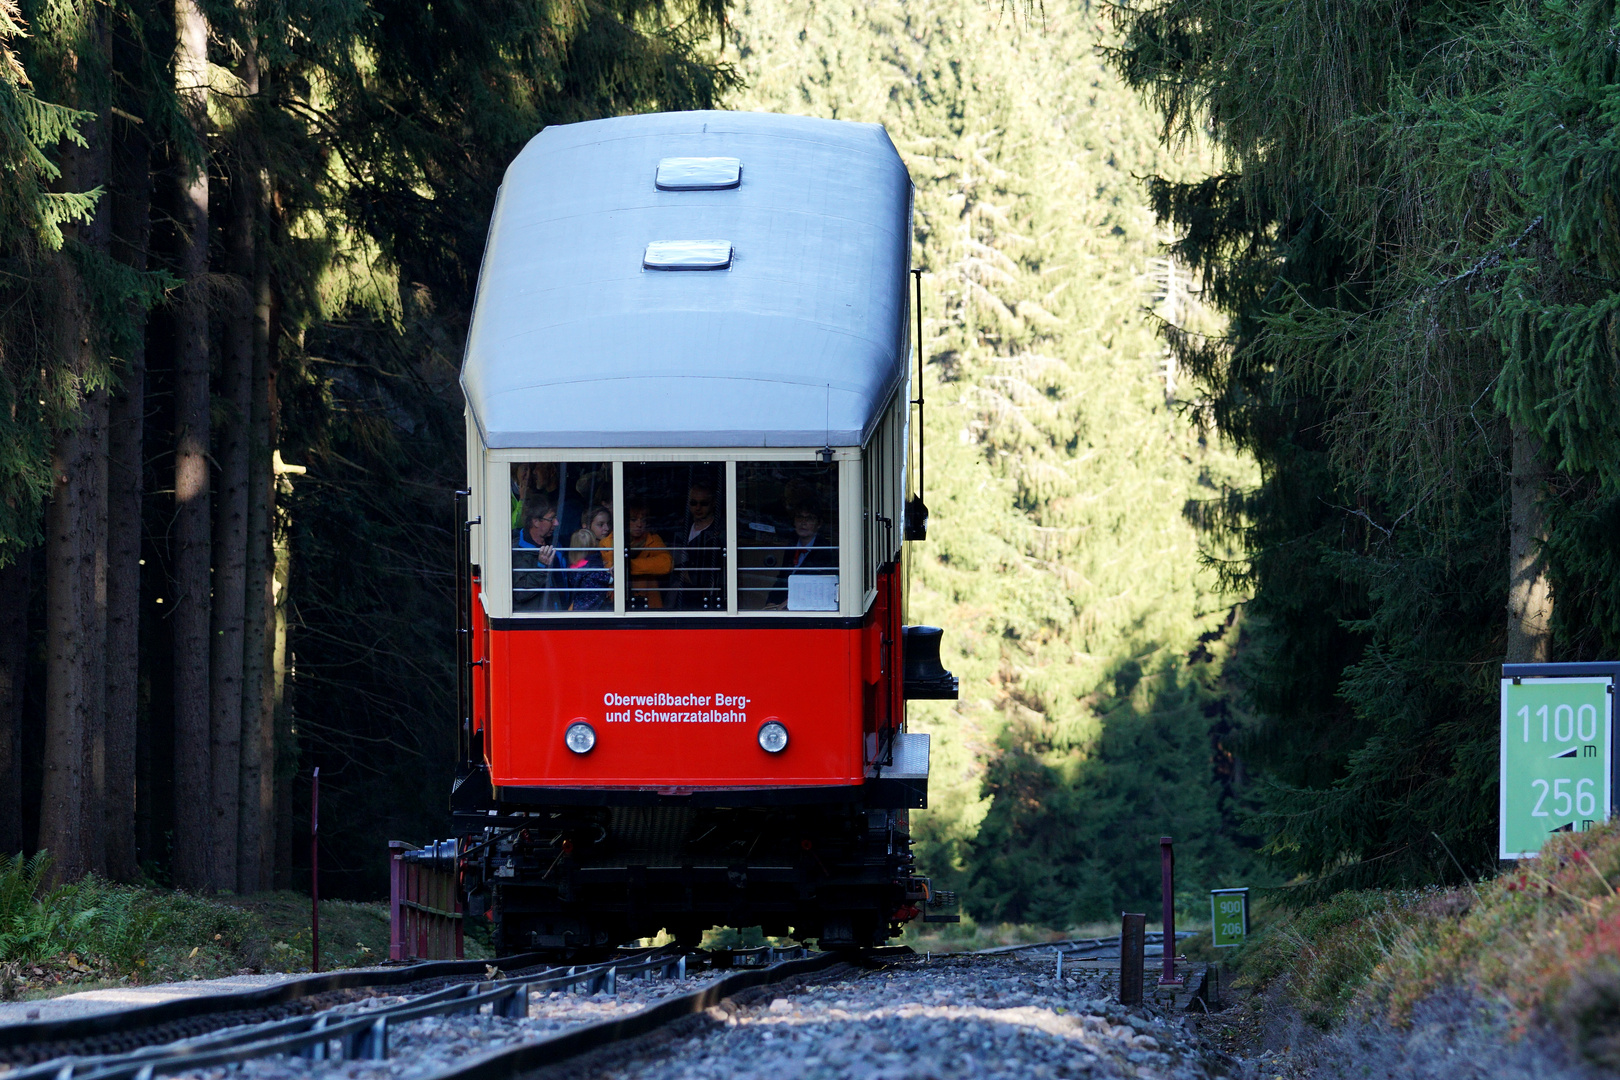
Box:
1158;835;1182;985
311;767;320;973
389;841;408;961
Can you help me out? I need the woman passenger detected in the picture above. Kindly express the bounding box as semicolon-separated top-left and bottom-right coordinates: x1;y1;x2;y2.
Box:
602;500;672;610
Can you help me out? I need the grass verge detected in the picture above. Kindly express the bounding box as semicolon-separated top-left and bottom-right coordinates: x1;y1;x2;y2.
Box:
899;914;1154;953
0;853;490;1001
1220;821;1620;1067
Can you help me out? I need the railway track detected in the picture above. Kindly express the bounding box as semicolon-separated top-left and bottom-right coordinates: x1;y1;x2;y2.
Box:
0;947;834;1080
0;935;1225;1080
0;952;564;1066
517;946;1229;1080
965;932;1198;965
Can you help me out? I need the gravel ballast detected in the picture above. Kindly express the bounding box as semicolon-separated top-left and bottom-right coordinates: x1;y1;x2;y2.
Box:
582;955;1225;1080
4;955;1239;1080
156;970;726;1080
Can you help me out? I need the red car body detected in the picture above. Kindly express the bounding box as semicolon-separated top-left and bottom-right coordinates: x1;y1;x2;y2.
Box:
469;566;903;789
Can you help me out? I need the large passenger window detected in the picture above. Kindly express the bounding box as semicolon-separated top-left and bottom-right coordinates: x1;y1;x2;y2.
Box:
510;461;614;613
620;463;727;611
737;462;839;611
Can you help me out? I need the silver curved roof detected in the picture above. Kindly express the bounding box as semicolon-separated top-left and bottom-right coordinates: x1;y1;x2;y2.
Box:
460;111;913;449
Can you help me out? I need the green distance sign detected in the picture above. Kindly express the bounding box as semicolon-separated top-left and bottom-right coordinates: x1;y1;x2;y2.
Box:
1499;676;1613;860
1210;888;1248;948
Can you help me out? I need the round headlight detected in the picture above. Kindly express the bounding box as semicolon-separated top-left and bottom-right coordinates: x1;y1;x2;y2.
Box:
757;721;789;754
564;721;596;754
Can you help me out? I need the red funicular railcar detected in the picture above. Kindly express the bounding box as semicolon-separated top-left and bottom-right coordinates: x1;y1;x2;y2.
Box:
452;111;957;952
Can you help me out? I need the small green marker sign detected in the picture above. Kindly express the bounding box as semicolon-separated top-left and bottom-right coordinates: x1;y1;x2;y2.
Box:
1500;676;1612;860
1210;888;1248;948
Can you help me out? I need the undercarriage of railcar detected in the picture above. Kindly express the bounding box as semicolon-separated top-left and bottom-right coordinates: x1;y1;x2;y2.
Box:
453;786;934;953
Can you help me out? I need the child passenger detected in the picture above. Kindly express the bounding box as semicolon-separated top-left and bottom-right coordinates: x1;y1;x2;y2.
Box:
568;508;614;611
602;501;672;610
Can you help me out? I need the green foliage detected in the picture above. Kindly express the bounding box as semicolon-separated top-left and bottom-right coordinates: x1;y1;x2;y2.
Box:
1107;0;1620;893
0;0;741;890
1217;824;1620;1064
0;851;252;970
0;0;94;251
1224;887;1446;1029
0;0;107;568
727;0;1264;923
270;0;738;896
0;852;434;990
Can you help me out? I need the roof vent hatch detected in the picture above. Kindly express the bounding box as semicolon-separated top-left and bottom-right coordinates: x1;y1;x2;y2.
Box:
655;156;741;190
643;240;733;271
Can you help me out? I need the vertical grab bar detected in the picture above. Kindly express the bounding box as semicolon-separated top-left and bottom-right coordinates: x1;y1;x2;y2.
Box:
455;487;472;772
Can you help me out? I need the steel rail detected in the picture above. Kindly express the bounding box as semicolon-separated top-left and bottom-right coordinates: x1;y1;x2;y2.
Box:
0;953;558;1051
10;951;696;1080
10;949;839;1080
972;931;1194;956
423;950;844;1080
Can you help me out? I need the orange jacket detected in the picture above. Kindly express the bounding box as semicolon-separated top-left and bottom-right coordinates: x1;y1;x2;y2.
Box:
601;533;673;575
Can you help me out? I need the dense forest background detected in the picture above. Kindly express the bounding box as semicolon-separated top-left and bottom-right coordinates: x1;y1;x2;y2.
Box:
0;0;1265;915
725;0;1263;922
0;0;736;896
1110;0;1620;893
12;0;1620;922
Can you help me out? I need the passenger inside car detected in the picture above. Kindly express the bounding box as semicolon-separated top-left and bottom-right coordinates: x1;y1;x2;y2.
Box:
673;481;725;609
604;501;672;609
512;496;564;611
765;505;837;609
568;507;614;611
737;461;839;610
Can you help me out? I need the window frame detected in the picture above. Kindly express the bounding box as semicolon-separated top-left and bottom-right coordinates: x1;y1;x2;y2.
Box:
477;447;862;620
862;388;908;609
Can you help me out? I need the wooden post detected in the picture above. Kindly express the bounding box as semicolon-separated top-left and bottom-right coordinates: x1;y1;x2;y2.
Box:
389;841;409;961
310;767;319;972
1119;912;1146;1005
1159;836;1183;985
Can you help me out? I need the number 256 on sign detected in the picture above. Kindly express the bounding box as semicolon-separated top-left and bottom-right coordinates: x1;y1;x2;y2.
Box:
1500;677;1612;860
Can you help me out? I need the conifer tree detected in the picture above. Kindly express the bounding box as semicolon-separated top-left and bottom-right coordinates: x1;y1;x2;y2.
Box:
37;0;112;886
1107;0;1620;888
103;5;155;883
727;0;1260;920
170;0;213;891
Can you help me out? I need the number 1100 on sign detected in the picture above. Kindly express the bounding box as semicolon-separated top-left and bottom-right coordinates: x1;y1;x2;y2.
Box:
1500;677;1612;861
1518;703;1600;744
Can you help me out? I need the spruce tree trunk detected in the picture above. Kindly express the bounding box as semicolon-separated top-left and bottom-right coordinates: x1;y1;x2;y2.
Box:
221;36;262;893
240;151;275;893
258;278;284;890
271;505;292;889
81;381;109;878
41;85;112;884
210;182;252;895
171;0;214;891
105;111;152;884
41;312;109;882
42;421;89;881
0;557;29;858
1506;425;1553;664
